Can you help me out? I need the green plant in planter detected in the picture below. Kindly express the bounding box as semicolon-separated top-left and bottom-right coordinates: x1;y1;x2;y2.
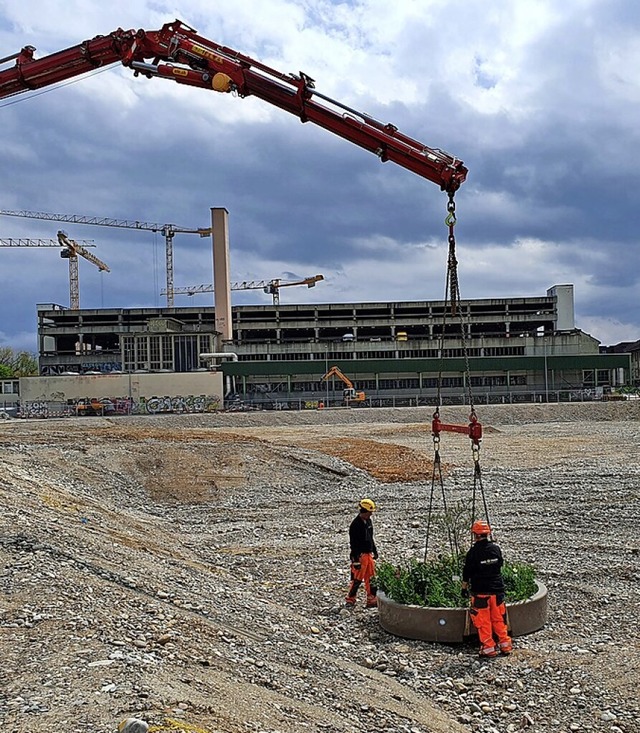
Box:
502;560;537;601
377;555;537;608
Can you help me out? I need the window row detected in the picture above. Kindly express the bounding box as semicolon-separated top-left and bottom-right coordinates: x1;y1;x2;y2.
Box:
249;374;532;393
122;335;214;372
238;347;529;362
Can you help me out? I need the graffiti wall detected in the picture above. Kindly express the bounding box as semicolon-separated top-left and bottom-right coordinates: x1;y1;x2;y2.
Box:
17;393;221;418
18;371;225;408
40;362;123;376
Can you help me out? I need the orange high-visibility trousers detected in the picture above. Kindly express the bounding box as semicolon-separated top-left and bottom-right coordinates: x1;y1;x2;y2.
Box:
469;594;512;655
346;552;377;606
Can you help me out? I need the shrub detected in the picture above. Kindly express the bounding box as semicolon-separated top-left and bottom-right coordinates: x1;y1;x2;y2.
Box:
502;560;537;601
376;554;537;608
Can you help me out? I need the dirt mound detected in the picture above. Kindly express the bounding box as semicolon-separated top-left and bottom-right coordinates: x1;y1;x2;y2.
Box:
303;437;439;482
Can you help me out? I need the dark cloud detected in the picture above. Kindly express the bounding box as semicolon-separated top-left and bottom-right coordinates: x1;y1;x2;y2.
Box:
1;1;639;350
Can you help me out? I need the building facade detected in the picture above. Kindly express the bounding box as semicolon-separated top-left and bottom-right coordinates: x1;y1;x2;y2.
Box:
35;285;631;405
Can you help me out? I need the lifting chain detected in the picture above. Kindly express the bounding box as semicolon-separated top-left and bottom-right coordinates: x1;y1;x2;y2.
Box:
423;430;459;563
445;191;459;316
445;191;475;412
424;192;492;560
471;435;491;539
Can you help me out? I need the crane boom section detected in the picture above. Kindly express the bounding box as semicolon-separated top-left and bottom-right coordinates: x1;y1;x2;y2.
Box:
321;365;355;390
57;231;110;271
0;238;94;247
168;281;267;295
0;20;467;193
0;209;206;235
167;275;324;300
275;274;324;290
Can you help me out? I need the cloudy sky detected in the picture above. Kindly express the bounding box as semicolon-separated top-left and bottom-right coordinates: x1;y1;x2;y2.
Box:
1;0;639;352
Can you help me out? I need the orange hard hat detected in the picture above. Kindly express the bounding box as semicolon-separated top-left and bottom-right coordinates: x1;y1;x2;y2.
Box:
471;520;491;536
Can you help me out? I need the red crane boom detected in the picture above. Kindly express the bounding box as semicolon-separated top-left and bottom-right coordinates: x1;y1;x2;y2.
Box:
0;20;467;193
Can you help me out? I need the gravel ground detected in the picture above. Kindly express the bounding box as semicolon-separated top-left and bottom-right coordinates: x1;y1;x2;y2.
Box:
0;403;639;733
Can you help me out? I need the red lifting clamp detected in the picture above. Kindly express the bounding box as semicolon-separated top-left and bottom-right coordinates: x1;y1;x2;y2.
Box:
432;411;482;444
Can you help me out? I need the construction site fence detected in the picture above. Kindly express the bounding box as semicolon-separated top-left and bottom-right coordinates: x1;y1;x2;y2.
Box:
242;388;611;411
2;388;622;419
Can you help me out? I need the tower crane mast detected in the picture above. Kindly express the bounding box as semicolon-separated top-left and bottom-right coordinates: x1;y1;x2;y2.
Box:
165;274;324;305
0;209;211;307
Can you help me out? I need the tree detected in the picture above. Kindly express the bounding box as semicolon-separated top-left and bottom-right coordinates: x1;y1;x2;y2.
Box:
0;347;38;377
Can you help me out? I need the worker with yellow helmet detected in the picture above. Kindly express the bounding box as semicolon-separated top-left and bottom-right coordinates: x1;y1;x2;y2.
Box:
345;498;379;608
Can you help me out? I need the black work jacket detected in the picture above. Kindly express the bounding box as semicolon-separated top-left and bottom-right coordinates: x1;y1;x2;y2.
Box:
349;514;377;562
462;538;505;594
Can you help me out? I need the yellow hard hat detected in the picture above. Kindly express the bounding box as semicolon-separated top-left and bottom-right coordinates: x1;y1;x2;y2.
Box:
359;498;376;512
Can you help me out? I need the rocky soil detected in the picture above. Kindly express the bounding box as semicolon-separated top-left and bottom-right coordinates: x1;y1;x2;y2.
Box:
1;403;639;733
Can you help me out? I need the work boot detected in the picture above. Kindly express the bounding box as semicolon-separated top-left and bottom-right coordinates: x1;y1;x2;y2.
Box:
345;597;356;608
365;597;378;608
479;645;498;658
499;640;513;655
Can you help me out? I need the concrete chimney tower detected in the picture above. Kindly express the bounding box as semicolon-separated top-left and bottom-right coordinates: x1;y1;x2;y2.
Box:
211;207;232;345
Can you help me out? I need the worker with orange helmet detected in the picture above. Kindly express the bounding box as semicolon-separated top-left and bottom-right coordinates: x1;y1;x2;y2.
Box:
462;520;513;657
345;498;379;608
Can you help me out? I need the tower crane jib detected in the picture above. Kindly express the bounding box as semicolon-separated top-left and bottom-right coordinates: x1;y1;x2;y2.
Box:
166;274;324;305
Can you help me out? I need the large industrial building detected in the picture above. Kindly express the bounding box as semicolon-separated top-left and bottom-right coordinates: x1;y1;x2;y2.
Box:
32;283;632;407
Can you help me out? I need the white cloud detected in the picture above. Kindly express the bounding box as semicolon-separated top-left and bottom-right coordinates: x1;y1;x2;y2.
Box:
578;316;639;345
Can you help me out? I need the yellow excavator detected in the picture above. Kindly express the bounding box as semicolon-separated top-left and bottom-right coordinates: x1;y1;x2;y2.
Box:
321;366;366;405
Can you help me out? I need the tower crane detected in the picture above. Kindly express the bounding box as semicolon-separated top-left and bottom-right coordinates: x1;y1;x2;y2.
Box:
57;231;110;309
0;235;106;309
0;209;212;307
163;274;324;306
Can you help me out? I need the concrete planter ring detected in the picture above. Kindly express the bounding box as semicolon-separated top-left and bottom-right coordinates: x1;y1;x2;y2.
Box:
377;581;548;643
